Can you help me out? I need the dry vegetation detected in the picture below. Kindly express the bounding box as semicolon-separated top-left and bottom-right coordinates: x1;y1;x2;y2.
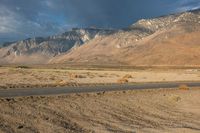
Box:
0;88;200;133
117;74;133;84
123;74;133;79
1;67;200;89
179;84;190;90
117;78;129;84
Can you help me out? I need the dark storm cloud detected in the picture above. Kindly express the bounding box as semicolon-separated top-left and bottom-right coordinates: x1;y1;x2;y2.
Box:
44;0;174;28
0;0;199;43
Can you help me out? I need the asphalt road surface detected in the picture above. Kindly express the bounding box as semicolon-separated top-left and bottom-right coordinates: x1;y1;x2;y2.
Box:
0;81;200;98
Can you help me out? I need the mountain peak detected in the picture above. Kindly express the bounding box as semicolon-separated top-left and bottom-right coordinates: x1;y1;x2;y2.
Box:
49;9;200;65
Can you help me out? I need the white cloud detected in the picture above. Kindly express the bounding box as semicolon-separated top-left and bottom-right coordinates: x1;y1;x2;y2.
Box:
0;6;20;33
16;7;21;11
0;4;66;40
175;0;200;12
41;0;57;9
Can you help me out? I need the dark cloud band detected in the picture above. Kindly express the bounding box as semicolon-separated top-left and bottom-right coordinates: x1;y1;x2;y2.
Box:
0;0;199;43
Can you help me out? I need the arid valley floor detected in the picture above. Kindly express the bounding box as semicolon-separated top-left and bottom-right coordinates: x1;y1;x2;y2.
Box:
0;66;200;133
1;66;200;89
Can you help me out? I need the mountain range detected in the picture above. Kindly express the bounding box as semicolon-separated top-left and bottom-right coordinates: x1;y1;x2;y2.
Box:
0;28;114;64
0;9;200;66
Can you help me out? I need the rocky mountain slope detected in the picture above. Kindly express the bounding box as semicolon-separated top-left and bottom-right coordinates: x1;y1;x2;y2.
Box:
0;28;114;64
1;9;200;65
51;9;200;66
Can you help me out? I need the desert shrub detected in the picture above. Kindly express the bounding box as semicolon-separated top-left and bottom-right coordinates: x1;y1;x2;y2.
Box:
171;95;181;102
98;75;106;77
89;75;95;78
123;74;133;79
69;73;86;78
117;78;129;84
49;76;56;80
56;80;69;86
16;66;30;69
179;84;189;90
77;75;86;78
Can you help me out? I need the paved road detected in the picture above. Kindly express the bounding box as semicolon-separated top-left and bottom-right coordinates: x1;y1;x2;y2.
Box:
0;81;200;98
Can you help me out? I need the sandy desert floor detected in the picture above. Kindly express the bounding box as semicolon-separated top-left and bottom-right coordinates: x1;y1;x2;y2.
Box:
1;67;200;89
0;88;199;133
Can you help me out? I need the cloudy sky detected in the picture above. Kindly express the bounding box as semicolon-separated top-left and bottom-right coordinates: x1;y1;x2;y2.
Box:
0;0;200;43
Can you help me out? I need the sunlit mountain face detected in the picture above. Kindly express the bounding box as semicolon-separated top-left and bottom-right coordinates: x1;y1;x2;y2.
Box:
0;8;200;65
0;0;199;43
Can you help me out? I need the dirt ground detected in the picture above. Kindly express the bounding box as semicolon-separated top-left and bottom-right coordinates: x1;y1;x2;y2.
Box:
1;67;200;89
0;88;199;133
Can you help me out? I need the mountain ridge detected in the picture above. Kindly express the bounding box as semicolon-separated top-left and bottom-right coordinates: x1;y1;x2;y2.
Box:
1;9;200;65
0;28;115;64
50;9;200;66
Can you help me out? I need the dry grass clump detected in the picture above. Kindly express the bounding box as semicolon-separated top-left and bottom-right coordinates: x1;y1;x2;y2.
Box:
84;72;95;78
88;75;95;78
56;80;69;86
117;74;132;83
49;76;56;80
123;74;133;79
15;66;30;69
170;95;182;102
98;75;107;77
179;84;190;90
117;78;129;84
69;73;86;79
